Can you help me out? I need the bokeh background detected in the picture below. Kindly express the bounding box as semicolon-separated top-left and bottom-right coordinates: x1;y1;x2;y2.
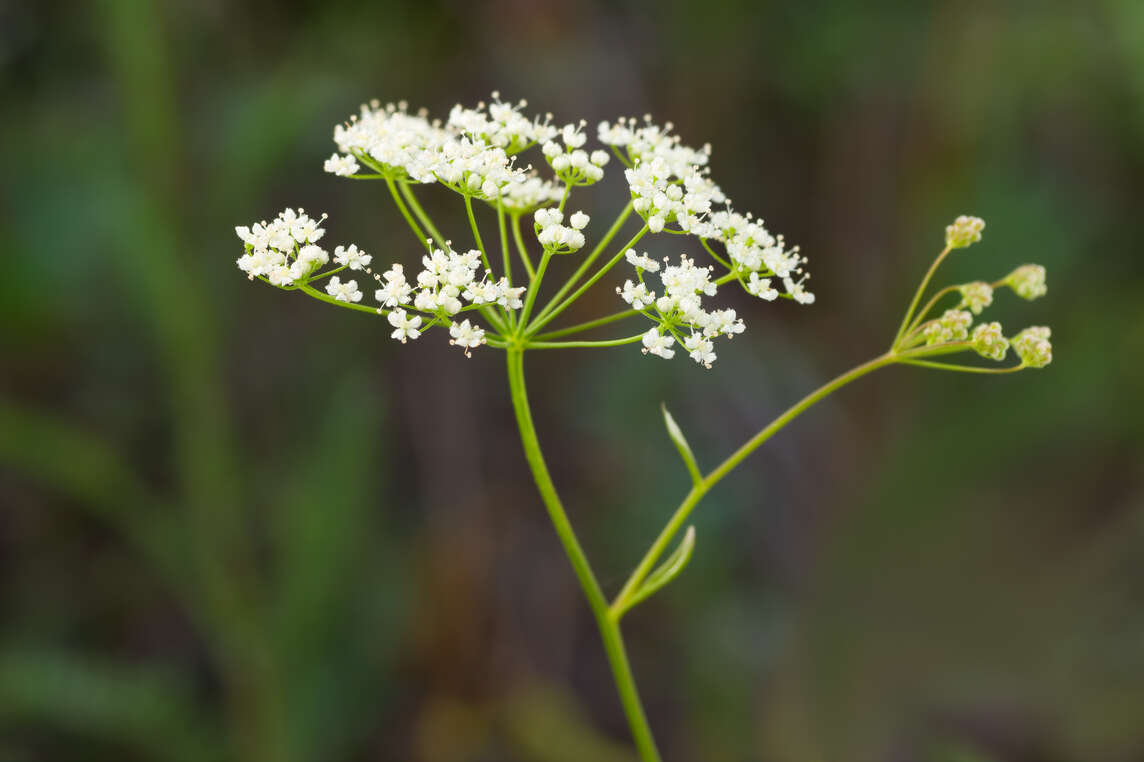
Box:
2;0;1143;760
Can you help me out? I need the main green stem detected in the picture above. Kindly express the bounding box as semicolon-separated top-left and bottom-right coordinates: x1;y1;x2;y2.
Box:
506;349;662;762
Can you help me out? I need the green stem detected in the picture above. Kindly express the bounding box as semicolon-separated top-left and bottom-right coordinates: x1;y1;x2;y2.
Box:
511;213;536;280
506;350;661;762
385;179;430;251
893;245;951;348
298;284;384;317
525;334;645;350
534;202;634;324
398;182;447;247
519;250;553;327
528;225;650;336
612;351;898;616
497;198;516;331
903;285;960;338
465;194;494;274
533;309;642;340
900;359;1025;374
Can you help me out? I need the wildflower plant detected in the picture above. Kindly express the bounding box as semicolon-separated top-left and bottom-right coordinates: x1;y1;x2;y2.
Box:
234;93;1053;760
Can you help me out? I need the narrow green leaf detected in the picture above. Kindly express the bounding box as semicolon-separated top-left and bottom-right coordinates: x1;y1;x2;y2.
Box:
662;404;702;486
623;526;696;613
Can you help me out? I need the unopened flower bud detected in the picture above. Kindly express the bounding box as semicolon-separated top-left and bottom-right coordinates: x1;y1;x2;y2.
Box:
959;281;993;314
945;215;985;249
1012;326;1052;368
971;321;1009;362
1005;264;1047;300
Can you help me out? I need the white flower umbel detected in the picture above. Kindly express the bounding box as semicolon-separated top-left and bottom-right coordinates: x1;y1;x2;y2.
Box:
236;208;338;287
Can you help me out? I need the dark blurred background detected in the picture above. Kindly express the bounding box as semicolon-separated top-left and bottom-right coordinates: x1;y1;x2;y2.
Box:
2;0;1143;760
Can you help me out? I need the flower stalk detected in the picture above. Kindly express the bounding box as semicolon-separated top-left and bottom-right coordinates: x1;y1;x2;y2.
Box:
233;93;1054;760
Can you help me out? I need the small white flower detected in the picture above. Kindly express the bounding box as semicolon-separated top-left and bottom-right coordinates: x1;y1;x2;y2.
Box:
449;319;486;356
334;243;371;270
745;272;778;300
569;211;590;230
618;280;655;310
325;276;362;303
323;153;360;177
782;275;815;305
641;327;675;359
296;244;329;276
683;333;717;368
648;214;665;233
625;249;660;272
387;308;422;342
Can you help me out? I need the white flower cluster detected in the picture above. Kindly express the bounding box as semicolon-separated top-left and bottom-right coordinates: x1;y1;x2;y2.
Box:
534;208;589;253
447;93;557;155
599;116;812;306
598;116;724;233
235;208;333;287
328;99;530;199
332;101;447;183
498;173;565;215
377;246;523;314
707;210;812;304
542;122;610;186
621;253;744;368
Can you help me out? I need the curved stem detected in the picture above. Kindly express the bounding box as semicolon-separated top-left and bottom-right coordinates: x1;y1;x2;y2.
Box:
465;194;494;275
519;250;553;328
901;359;1025;374
511;213;536;281
893;245;951;348
298;284;385;317
385;179;430;251
506;350;661;762
612;351;898;616
398;182;446;247
525;334;645;350
533;309;642;341
903;285;960;339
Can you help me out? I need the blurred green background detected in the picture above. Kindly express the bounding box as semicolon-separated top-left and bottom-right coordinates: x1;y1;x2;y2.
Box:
2;0;1143;760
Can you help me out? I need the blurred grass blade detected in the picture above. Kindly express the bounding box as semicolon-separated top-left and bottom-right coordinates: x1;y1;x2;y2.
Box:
0;649;223;762
623;526;696;614
0;399;190;593
662;404;702;486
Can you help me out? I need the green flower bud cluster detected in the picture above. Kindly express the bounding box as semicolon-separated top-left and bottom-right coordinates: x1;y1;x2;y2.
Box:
945;215;985;249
